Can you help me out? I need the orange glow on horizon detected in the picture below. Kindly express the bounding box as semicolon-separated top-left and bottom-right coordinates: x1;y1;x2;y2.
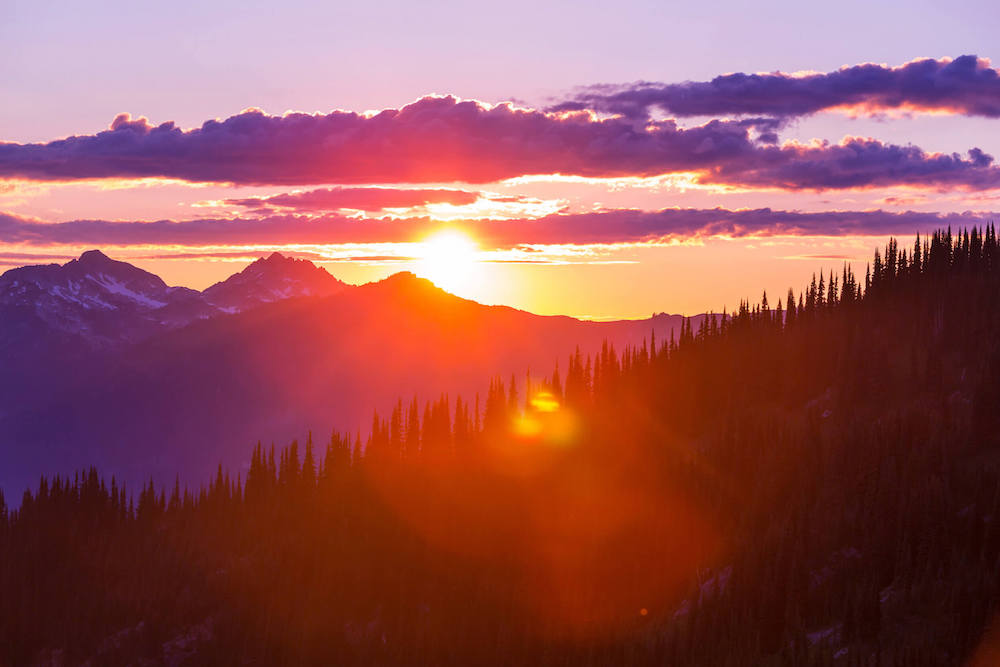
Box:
0;233;909;321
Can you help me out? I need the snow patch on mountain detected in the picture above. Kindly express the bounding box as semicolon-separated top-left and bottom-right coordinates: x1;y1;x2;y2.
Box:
88;273;168;309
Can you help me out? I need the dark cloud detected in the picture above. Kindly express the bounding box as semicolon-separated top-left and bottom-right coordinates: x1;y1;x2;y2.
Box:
553;55;1000;120
709;140;998;191
1;95;998;191
227;187;482;212
471;208;994;245
0;98;753;185
0;207;992;251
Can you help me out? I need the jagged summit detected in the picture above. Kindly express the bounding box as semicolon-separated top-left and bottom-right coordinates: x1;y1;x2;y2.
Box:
239;252;327;277
202;251;347;312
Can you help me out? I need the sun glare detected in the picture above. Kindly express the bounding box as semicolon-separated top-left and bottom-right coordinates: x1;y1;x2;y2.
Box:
415;230;483;293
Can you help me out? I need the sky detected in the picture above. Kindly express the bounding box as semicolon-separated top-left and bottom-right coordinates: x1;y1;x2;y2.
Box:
2;0;1000;318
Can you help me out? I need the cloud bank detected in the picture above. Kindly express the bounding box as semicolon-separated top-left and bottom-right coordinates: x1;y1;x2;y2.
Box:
0;99;756;185
2;96;999;192
552;55;1000;120
0;208;991;250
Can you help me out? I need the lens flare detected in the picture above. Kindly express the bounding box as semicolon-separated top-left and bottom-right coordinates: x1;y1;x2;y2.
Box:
530;390;560;413
512;390;579;447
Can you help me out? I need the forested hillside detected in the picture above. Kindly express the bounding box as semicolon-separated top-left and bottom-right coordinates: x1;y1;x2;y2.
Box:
2;227;1000;666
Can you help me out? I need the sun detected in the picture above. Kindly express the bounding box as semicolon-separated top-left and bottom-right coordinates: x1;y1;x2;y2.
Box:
415;230;483;294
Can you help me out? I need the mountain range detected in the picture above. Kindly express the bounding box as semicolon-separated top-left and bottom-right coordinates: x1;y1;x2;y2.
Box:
0;249;346;346
0;251;698;495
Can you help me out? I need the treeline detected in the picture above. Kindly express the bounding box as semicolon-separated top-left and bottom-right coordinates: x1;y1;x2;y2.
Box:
2;226;1000;666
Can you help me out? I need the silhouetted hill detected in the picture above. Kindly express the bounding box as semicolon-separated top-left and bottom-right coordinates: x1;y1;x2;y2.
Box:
0;260;697;495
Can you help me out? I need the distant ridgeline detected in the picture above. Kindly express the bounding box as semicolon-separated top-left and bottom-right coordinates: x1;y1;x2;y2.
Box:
3;227;1000;666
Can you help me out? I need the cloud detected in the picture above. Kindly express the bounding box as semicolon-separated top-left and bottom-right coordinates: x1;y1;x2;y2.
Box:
0;251;78;267
0;251;77;262
4;96;999;191
470;208;994;245
0;207;992;251
0;99;753;185
709;139;998;191
0;97;1000;190
552;55;1000;120
227;187;482;212
130;250;325;261
0;212;427;247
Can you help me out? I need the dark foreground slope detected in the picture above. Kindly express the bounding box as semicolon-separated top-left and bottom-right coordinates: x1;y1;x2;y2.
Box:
2;228;1000;666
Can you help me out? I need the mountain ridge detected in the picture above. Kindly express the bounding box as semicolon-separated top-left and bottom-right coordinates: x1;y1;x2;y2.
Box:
0;251;702;496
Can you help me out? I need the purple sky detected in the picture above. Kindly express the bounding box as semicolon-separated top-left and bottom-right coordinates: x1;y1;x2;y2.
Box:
2;0;1000;317
4;0;998;141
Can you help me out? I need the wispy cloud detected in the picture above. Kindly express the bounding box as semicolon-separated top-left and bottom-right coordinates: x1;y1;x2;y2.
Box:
0;207;992;251
226;187;482;212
